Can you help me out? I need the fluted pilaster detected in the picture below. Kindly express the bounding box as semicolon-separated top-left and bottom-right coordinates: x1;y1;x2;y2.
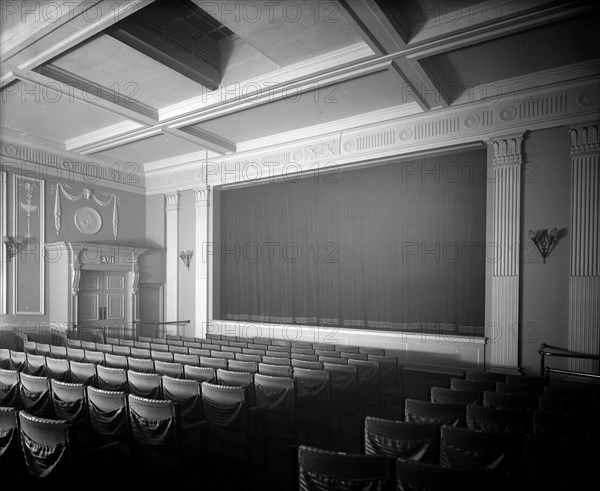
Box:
568;125;600;373
194;188;210;338
165;192;180;324
487;134;524;372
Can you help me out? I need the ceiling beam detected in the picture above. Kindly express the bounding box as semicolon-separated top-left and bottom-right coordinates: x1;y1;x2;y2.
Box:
9;65;159;126
70;55;396;155
336;0;448;110
1;0;153;89
164;127;236;155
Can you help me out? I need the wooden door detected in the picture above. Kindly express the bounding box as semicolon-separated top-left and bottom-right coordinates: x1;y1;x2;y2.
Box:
78;271;127;333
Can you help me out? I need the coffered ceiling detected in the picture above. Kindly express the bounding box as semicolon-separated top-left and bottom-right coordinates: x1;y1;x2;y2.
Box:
1;0;598;175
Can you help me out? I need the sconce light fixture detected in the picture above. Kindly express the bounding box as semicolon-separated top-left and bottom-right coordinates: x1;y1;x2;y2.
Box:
528;228;558;263
179;250;193;270
3;235;24;261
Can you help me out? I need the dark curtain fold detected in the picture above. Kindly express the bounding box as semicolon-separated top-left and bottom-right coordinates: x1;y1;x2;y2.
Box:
220;152;486;331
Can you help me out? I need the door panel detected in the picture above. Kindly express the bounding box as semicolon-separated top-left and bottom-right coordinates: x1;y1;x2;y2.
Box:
79;294;99;321
107;294;124;319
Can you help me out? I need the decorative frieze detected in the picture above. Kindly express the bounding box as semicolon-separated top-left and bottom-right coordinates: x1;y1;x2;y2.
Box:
0;141;144;190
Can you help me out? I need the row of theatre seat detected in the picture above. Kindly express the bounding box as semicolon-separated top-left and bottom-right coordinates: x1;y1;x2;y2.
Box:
4;332;599;489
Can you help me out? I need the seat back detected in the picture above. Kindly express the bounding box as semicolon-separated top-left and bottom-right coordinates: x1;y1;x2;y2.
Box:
128;357;155;373
292;359;323;370
298;445;388;491
184;365;216;383
466;405;532;434
50;380;88;427
262;356;291;366
364;416;438;463
431;387;482;405
69;361;97;386
86;386;129;441
405;399;465;427
465;371;506;384
0;368;21;407
127;370;162;398
162;375;203;424
440;425;523;471
18;411;71;478
154;361;184;378
25;353;46;376
228;359;259;374
236;353;262;363
66;348;86;362
112;346;131;357
258;363;292;377
200;356;228;370
104;354;129;369
127;394;181;471
84;350;105;365
173;353;200;366
395;458;502;491
217;369;254;404
151;350;174;362
450;378;495;393
496;382;544;396
19;373;53;418
130;348;151;359
201;382;248;429
96;365;127;392
482;391;538;411
50;346;67;359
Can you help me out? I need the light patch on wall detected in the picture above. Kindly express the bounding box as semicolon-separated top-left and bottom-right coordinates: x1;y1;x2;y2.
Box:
13;174;45;315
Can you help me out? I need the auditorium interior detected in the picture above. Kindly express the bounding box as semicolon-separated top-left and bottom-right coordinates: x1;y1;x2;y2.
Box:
0;0;599;489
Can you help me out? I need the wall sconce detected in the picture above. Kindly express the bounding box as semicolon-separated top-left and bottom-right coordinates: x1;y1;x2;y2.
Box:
528;228;558;263
179;250;193;270
3;235;24;261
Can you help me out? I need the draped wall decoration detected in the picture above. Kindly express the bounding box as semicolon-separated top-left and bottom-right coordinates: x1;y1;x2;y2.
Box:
219;152;487;332
51;184;120;240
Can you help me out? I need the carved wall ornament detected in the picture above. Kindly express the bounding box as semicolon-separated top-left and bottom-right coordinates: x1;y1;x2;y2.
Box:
74;207;102;235
343;140;355;152
51;183;120;240
578;89;598;107
463;113;481;129
398;127;413;141
498;105;517;121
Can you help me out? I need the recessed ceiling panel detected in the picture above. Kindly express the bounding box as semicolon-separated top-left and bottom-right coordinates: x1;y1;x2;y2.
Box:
46;34;208;109
1;81;129;143
196;0;363;66
420;14;600;102
93;133;204;165
190;69;414;142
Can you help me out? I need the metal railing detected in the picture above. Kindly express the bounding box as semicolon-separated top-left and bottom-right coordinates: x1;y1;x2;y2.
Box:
153;319;191;338
538;343;600;382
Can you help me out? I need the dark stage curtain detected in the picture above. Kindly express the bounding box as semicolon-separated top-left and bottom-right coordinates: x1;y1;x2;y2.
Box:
219;151;486;332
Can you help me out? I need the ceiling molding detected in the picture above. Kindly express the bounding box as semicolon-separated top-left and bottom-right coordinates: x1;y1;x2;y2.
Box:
65;121;146;152
144;75;600;194
236;103;423;154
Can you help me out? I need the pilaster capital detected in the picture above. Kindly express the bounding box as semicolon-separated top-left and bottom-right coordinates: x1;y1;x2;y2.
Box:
568;125;599;155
